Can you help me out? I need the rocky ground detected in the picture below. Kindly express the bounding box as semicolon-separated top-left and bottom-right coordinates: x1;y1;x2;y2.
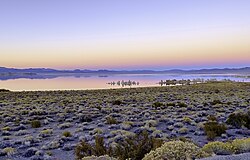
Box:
0;82;249;159
200;152;250;160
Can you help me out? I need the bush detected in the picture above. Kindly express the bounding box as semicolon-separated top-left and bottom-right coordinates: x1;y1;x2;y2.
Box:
145;120;158;127
82;155;117;160
210;100;223;105
2;126;10;131
204;121;227;140
112;100;123;105
232;138;250;154
202;141;235;155
183;116;192;124
75;131;163;160
178;127;188;134
207;115;217;121
111;130;163;160
201;137;250;156
79;114;93;122
106;116;118;125
62;131;72;137
75;136;107;159
40;129;53;137
58;122;72;129
226;112;250;129
177;102;187;108
143;141;209;160
75;139;94;159
3;147;16;156
166;102;175;107
152;102;163;108
31;120;41;128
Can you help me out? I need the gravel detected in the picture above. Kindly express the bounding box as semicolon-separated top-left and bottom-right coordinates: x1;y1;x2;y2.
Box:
198;153;250;160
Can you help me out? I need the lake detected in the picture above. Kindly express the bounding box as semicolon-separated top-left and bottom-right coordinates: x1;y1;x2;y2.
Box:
0;74;249;91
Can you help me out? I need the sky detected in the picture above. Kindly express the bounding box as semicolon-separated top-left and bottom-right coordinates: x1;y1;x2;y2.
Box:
0;0;250;70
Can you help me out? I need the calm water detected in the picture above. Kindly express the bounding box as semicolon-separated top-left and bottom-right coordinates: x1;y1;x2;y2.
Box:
0;74;249;91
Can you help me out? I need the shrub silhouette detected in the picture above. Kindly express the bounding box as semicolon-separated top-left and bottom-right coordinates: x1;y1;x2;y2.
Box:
75;136;107;159
111;130;163;160
204;121;227;140
112;100;123;105
75;131;163;160
226;112;250;129
177;102;187;108
106;116;118;124
31;120;41;128
75;139;94;159
210;100;223;105
152;102;163;109
62;131;72;137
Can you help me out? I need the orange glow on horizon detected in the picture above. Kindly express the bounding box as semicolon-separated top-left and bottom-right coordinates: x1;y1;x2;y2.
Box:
1;28;250;70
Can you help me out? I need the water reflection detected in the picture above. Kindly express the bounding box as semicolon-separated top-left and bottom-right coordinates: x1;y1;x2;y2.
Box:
0;74;249;91
107;80;140;87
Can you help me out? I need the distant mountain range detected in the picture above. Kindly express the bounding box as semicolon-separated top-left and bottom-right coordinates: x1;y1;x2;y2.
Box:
0;66;250;74
0;66;249;80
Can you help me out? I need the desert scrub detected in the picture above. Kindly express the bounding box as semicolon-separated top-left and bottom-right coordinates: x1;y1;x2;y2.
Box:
110;131;163;160
210;99;223;105
121;121;134;130
152;102;164;109
112;100;123;105
202;141;235;155
226;111;250;129
232;138;250;153
143;141;209;160
14;129;29;136
2;147;16;156
75;135;107;159
41;129;53;134
106;116;118;124
177;102;187;107
82;155;117;160
110;130;135;138
174;122;184;128
62;131;72;137
207;115;217;121
58;122;72;129
178;127;189;134
152;130;164;138
75;131;163;160
1;126;10;131
183;116;192;124
2;136;11;140
31;120;41;128
42;140;60;150
203;121;227;140
92;128;103;135
145;120;158;127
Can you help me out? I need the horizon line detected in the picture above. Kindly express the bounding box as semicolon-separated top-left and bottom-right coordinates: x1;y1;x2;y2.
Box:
1;66;249;72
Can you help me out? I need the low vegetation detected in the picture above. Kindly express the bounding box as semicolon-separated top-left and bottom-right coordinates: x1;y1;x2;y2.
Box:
75;131;163;160
143;141;209;160
0;82;249;159
31;120;41;128
226;111;250;129
204;121;227;140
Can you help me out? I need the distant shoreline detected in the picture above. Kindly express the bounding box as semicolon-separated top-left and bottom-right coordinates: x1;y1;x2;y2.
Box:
1;81;249;92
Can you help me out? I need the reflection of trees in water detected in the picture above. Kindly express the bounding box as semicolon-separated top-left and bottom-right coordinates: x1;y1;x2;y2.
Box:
107;80;139;87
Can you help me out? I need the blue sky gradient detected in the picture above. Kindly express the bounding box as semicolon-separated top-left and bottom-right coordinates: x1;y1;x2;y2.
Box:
0;0;250;69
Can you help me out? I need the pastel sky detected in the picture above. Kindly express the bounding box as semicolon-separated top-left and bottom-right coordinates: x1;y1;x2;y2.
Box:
0;0;250;70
